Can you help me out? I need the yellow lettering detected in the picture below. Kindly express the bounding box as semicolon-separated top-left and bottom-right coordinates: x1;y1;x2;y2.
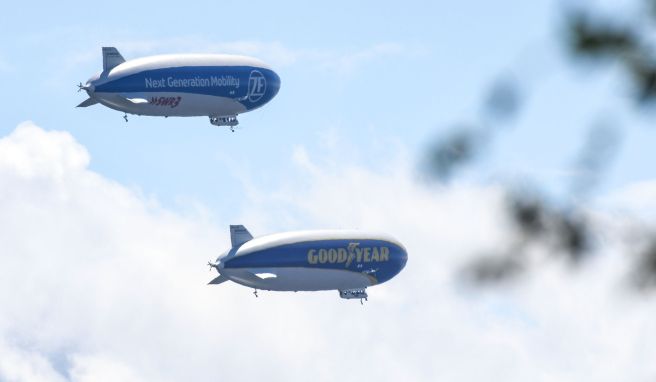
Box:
328;248;337;263
308;249;318;264
380;247;389;261
371;247;380;262
345;253;354;267
319;249;328;263
356;248;363;262
364;248;371;262
338;248;347;263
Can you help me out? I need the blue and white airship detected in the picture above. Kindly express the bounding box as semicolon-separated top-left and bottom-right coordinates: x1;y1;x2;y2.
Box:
208;225;408;302
77;47;280;129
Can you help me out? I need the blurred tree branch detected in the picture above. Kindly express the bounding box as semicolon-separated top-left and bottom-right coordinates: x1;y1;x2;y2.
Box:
423;1;656;291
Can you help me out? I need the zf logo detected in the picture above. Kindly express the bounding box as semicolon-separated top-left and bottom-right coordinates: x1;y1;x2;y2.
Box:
247;70;266;102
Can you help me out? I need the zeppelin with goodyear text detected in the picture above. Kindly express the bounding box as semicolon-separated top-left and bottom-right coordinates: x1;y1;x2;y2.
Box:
208;225;408;302
77;47;280;129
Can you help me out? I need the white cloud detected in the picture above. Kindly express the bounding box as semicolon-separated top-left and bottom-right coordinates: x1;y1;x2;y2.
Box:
68;355;143;382
0;122;655;381
602;180;656;222
0;122;89;179
0;341;66;382
69;37;416;73
321;42;406;75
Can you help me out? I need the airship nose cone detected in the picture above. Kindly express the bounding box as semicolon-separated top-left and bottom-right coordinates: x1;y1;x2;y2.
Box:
376;243;408;284
399;248;408;271
269;71;281;98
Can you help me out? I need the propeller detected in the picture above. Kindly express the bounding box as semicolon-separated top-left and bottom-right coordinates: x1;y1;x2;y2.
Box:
77;82;94;93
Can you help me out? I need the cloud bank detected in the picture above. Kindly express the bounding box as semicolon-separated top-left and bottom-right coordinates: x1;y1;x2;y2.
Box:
0;122;655;381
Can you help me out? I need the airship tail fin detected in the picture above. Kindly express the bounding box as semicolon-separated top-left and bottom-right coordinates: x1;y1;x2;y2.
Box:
230;225;253;248
208;274;229;285
76;98;98;107
102;47;125;72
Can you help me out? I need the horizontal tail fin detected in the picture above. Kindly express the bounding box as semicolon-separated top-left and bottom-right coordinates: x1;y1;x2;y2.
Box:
230;225;253;248
102;47;125;72
76;98;98;107
208;274;229;285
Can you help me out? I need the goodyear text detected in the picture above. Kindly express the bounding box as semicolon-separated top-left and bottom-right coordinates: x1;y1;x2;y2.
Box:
307;243;389;268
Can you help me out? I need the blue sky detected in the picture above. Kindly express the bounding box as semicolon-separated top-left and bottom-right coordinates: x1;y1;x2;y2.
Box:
2;1;656;380
4;0;647;219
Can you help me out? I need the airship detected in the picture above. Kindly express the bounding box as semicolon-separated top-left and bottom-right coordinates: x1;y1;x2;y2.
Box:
77;47;280;130
208;225;408;302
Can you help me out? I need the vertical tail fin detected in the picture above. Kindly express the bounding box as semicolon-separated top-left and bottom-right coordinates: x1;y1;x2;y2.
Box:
102;47;125;72
230;225;253;248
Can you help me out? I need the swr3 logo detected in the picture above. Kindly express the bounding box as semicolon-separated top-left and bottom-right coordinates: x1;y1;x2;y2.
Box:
150;96;181;108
